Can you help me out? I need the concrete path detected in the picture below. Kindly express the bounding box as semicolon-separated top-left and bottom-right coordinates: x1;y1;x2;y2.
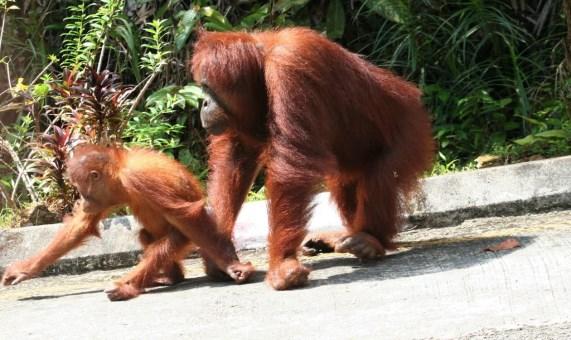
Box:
3;155;570;277
1;210;570;339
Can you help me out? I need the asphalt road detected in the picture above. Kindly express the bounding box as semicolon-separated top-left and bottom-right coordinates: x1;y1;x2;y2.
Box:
1;210;570;340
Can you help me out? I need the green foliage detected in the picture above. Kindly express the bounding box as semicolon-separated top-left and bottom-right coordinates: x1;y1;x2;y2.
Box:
61;0;124;71
0;115;38;207
113;15;142;81
430;159;476;177
364;0;410;24
125;105;184;153
174;9;199;51
355;1;569;166
238;4;270;29
125;84;203;154
60;1;90;70
246;186;267;201
0;0;570;224
492;124;571;163
200;6;233;31
141;19;171;72
0;209;13;228
4;114;33;154
274;0;311;13
509;99;571;157
0;207;20;229
326;0;345;39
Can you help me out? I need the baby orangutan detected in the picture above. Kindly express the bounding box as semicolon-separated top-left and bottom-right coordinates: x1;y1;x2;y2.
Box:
1;144;254;301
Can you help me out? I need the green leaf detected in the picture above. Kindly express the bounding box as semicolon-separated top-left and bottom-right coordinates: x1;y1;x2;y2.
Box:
365;0;410;24
274;0;311;12
200;7;232;31
516;114;548;129
178;148;194;166
497;98;512;108
326;0;345;39
145;85;179;107
534;130;568;139
32;84;50;98
513;135;537;146
179;84;204;108
179;84;203;96
203;22;231;31
114;16;142;82
175;9;199;51
239;4;270;29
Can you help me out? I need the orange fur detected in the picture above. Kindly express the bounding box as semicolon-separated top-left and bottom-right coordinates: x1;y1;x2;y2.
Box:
2;145;254;301
191;28;434;289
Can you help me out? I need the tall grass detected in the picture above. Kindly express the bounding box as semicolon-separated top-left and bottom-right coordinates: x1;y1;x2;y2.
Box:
353;1;569;164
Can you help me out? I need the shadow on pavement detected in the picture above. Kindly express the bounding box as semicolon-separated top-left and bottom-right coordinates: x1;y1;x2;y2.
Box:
306;235;534;287
146;270;268;296
150;234;534;295
18;289;103;301
14;234;533;300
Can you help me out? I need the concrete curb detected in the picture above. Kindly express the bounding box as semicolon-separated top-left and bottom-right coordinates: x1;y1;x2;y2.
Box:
1;155;570;276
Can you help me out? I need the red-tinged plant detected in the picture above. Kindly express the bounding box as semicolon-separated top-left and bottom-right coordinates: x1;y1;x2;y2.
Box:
47;68;132;145
29;68;132;214
28;125;76;215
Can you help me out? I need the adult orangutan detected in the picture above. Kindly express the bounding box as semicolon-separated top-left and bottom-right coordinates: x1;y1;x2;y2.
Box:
1;144;254;301
190;28;434;290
